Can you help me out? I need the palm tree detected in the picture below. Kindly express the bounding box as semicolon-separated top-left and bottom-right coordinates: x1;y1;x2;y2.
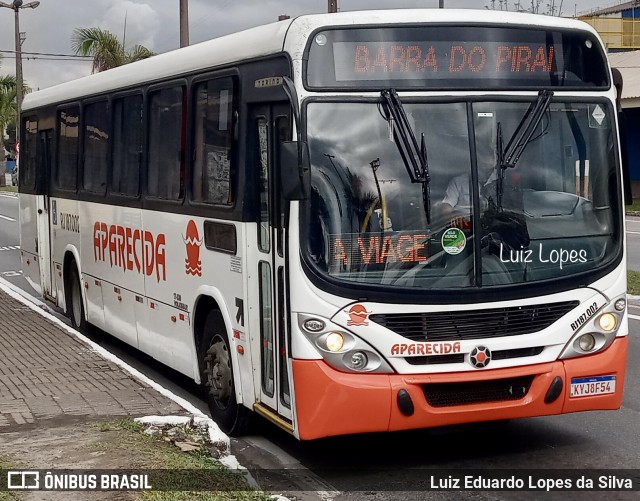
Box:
71;27;154;73
0;57;18;161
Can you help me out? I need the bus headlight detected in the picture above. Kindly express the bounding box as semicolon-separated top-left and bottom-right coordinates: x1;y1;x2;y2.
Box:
577;333;596;352
598;313;617;332
325;332;345;352
298;313;394;374
560;295;625;360
349;351;368;370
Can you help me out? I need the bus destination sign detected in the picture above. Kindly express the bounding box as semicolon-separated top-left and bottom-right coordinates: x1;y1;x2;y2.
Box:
305;27;608;89
333;41;555;81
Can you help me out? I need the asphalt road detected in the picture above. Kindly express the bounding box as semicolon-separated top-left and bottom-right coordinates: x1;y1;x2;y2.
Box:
0;193;639;500
627;216;640;272
0;192;36;294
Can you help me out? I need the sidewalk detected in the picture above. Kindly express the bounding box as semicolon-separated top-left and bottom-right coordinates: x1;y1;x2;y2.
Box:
0;289;185;429
0;285;195;499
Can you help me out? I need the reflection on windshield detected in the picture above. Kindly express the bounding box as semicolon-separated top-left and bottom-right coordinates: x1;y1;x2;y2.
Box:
304;100;620;292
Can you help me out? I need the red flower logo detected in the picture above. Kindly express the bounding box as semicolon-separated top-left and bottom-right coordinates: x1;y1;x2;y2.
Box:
346;304;371;326
184;220;202;276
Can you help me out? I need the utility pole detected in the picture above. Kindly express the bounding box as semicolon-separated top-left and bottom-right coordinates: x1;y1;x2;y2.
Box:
328;0;337;13
0;0;40;145
439;0;444;7
179;0;189;47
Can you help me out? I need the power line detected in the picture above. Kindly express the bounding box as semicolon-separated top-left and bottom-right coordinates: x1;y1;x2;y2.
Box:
0;49;91;59
1;55;93;62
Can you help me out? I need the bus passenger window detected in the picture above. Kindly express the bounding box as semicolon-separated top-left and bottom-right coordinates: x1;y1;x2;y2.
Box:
148;86;185;200
192;77;236;205
21;118;38;190
57;107;79;191
112;95;142;197
82;100;109;194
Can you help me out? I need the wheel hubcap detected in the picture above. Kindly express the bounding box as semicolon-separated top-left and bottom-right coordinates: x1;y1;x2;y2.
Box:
204;335;232;409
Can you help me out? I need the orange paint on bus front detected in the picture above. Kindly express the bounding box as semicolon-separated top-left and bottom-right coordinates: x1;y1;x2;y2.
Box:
292;337;627;440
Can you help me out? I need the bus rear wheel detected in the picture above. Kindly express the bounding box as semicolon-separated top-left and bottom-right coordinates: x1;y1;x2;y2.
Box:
199;310;251;435
67;261;87;332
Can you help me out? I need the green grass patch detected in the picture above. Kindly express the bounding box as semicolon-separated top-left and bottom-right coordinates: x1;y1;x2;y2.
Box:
626;200;640;212
0;186;17;193
0;456;24;501
629;270;640;295
97;418;146;433
92;419;271;501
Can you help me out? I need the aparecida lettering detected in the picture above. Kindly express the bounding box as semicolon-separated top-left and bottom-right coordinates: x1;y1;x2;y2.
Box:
93;222;166;282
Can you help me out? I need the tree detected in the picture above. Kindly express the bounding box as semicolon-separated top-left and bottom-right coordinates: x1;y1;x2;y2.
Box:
0;56;18;160
71;27;154;73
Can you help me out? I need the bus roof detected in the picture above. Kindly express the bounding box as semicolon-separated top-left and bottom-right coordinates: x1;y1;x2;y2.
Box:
22;9;600;111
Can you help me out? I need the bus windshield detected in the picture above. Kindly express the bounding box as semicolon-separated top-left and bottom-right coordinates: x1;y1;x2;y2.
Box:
304;98;621;291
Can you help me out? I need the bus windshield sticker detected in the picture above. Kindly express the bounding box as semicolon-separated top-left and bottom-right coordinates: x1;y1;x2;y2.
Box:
441;228;466;255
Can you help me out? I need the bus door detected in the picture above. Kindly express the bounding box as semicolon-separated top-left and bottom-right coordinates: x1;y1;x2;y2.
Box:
37;129;55;300
251;102;293;422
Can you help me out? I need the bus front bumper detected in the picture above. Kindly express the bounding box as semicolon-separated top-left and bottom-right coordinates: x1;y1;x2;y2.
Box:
292;337;628;440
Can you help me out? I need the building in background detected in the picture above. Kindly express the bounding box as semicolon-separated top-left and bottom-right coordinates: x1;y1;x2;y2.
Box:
575;2;640;200
579;1;640;50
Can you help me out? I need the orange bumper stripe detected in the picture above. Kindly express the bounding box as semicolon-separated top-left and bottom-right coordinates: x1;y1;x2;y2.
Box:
292;337;628;440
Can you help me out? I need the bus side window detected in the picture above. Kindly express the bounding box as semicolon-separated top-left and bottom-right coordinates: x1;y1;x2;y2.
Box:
112;95;143;197
56;106;80;192
192;77;236;205
148;86;185;200
82;100;109;194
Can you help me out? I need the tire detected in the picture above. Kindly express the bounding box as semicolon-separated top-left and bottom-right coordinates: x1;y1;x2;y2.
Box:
67;261;87;331
199;310;251;435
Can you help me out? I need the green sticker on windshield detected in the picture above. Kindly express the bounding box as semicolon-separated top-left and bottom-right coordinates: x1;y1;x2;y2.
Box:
441;228;466;255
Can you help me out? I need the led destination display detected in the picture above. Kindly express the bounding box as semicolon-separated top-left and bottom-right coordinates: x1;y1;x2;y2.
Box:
334;41;556;81
306;26;609;89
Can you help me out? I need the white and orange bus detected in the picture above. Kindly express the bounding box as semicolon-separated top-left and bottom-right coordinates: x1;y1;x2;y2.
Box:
19;9;629;440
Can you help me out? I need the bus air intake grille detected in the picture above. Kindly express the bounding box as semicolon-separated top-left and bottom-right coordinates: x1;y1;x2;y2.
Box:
370;301;578;341
423;376;534;407
404;346;544;366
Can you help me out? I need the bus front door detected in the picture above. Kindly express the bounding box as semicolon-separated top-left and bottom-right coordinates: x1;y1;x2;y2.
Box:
37;129;54;300
252;103;293;426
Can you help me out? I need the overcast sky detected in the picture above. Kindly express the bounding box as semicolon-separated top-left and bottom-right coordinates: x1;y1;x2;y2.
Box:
0;0;621;91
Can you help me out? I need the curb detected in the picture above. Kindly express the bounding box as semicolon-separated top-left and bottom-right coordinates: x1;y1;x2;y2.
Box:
0;280;293;499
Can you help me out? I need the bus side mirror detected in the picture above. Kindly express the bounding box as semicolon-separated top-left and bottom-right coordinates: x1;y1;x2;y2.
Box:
280;141;310;201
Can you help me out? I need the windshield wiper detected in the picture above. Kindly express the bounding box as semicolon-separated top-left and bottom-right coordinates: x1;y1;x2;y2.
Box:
381;89;431;223
496;89;553;210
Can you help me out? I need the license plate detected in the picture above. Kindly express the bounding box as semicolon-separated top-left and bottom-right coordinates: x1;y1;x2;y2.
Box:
570;376;616;398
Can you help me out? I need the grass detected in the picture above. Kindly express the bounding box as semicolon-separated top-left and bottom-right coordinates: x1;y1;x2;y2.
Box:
93;419;272;501
626;201;640;212
629;270;640;296
0;186;17;192
0;457;24;501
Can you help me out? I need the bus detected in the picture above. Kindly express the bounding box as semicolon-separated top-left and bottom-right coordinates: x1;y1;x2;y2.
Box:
19;9;629;440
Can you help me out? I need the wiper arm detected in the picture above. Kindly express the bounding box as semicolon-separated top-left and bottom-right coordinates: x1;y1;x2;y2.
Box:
496;122;505;210
496;89;553;210
381;89;431;223
502;89;553;169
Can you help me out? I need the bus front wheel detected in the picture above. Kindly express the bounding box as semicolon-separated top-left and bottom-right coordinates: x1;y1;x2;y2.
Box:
199;310;251;435
67;261;87;332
